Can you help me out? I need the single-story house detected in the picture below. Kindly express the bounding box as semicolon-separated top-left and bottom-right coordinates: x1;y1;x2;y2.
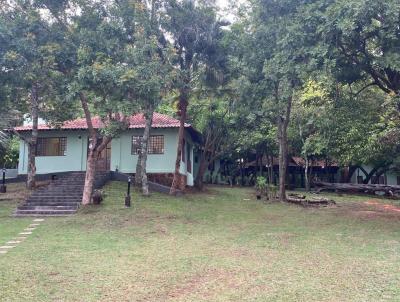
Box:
244;156;340;187
14;113;201;187
349;165;400;186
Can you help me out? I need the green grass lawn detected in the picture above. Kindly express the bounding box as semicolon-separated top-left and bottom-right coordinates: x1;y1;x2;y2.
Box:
0;182;399;301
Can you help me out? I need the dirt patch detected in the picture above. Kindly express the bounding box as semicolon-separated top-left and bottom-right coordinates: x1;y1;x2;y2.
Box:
364;200;400;213
164;268;258;301
335;200;400;220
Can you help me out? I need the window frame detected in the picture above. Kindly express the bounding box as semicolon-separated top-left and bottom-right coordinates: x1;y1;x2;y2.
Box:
131;135;165;155
148;135;165;155
36;137;67;157
131;136;143;155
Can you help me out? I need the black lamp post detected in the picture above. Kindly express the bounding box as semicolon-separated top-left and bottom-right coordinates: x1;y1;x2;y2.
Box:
0;168;6;193
125;176;131;207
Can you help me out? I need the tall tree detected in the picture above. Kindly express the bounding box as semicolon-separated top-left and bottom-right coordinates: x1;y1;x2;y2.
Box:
306;0;400;111
1;0;72;189
234;0;313;200
132;0;173;195
70;1;139;204
164;0;225;194
190;95;235;190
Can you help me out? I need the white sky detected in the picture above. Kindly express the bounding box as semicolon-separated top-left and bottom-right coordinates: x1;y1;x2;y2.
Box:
215;0;247;22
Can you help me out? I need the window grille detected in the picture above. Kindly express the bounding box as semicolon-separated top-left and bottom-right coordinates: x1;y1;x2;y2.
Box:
36;137;67;156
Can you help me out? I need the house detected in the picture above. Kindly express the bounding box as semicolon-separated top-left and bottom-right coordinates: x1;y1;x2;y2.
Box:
14;113;201;187
349;165;400;186
244;156;340;187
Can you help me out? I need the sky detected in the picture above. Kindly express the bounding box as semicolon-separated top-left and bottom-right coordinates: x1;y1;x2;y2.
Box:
215;0;245;22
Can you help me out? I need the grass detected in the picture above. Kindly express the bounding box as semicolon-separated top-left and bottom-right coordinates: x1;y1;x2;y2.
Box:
0;182;399;301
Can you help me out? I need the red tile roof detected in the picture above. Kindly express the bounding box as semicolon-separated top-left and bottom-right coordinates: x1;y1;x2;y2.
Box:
14;112;191;131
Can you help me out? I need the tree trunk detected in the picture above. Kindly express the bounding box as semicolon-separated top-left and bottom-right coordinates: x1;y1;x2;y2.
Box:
278;122;288;201
195;152;208;190
240;161;244;186
363;167;379;184
170;92;188;195
258;153;263;177
304;157;310;192
277;97;292;202
82;147;97;205
27;85;39;190
135;150;143;187
140;110;153;196
80;93;99;205
344;166;358;183
268;155;273;184
314;181;400;197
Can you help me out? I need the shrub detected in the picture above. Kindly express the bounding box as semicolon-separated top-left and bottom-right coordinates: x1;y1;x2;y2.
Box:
255;176;267;195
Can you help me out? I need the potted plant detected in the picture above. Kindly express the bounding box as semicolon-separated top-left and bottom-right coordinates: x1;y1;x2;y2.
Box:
255;176;267;200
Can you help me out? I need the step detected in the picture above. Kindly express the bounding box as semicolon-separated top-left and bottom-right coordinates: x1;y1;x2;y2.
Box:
32;192;81;197
16;172;110;217
27;196;82;200
25;202;80;207
30;193;83;198
18;205;78;211
14;213;73;217
36;186;84;189
14;209;77;215
26;199;80;203
45;184;85;187
34;189;84;193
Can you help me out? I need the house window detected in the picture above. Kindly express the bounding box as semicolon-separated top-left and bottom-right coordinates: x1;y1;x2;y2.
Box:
357;176;363;184
131;135;164;155
397;176;400;185
131;136;142;155
36;137;67;156
149;135;164;154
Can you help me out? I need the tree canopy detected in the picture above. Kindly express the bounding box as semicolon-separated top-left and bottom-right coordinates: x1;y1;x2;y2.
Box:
1;0;399;199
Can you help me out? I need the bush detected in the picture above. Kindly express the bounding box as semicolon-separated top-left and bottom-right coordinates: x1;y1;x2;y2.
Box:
0;136;19;168
255;176;267;195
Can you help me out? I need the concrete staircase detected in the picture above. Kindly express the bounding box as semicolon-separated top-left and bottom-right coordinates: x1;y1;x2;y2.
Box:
14;172;109;217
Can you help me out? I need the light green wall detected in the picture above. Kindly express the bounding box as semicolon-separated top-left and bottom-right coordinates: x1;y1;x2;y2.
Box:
180;132;194;186
18;128;196;186
111;128;180;174
18;130;88;174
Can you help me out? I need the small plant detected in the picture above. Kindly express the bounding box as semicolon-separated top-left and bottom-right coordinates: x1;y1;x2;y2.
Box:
255;176;267;199
267;184;278;200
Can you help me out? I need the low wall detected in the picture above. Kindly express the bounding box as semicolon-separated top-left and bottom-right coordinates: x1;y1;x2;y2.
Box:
110;171;183;196
4;169;18;179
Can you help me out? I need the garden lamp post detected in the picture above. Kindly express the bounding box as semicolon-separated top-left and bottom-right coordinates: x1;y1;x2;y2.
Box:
0;168;6;193
125;176;131;207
